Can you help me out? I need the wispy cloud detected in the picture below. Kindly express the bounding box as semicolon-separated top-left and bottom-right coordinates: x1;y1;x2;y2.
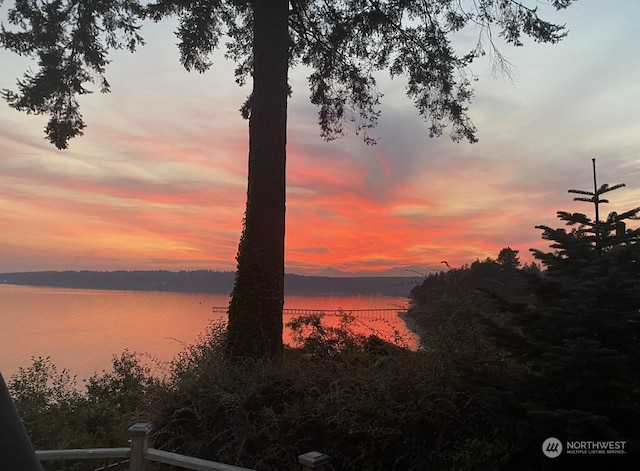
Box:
1;2;639;274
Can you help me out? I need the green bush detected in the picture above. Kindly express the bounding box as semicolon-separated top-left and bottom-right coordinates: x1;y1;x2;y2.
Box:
8;350;163;450
8;356;85;450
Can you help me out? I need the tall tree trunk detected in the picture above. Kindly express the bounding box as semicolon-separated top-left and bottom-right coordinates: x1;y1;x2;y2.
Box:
227;0;289;359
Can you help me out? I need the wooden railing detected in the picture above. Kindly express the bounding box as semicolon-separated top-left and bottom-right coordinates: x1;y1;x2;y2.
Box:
36;423;331;471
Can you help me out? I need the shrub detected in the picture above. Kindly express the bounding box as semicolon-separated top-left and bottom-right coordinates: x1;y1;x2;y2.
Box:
151;316;485;470
8;356;86;449
10;316;496;470
8;350;163;450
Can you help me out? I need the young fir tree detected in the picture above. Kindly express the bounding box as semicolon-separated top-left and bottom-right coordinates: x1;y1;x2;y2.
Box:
478;161;640;470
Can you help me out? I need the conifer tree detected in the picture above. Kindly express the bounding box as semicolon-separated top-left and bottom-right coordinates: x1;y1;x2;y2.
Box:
481;160;640;470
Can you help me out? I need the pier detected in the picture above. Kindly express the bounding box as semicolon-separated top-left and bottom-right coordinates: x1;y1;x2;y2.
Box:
211;307;406;321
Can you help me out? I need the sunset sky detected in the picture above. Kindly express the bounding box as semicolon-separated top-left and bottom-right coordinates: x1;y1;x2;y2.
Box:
1;1;639;276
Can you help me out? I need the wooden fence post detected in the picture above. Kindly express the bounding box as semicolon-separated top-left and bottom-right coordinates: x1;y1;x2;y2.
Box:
128;423;152;471
298;451;330;471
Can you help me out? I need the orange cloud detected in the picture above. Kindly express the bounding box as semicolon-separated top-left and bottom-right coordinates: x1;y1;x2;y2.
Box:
0;131;569;274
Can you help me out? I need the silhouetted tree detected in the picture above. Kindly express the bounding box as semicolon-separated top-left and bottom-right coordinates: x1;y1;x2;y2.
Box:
410;249;528;310
1;0;576;359
479;165;640;470
520;260;542;274
408;249;531;370
497;247;520;270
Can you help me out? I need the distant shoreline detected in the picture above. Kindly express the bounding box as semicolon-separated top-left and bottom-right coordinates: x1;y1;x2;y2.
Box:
0;270;423;297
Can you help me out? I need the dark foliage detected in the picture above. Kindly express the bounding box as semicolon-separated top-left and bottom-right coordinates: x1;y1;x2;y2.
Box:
407;249;532;372
150;317;488;471
410;250;532;312
10;317;496;470
1;0;575;148
476;178;640;470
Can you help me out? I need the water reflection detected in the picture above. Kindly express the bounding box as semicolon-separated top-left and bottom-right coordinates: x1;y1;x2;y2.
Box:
0;285;417;381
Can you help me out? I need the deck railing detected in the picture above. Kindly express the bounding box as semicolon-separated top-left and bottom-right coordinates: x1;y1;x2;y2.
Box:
35;423;331;471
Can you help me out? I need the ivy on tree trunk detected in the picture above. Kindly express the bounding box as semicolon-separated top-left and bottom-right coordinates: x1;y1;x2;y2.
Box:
227;0;289;359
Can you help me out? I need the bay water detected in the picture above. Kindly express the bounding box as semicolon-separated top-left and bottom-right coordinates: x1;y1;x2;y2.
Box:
0;284;415;381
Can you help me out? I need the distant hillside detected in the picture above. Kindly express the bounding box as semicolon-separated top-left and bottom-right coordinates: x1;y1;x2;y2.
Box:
285;273;421;296
0;270;422;297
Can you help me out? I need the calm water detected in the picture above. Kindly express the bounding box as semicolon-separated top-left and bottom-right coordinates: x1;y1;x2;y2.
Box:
0;284;415;381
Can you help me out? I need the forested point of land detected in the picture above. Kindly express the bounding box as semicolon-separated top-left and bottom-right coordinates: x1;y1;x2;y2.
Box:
0;270;422;297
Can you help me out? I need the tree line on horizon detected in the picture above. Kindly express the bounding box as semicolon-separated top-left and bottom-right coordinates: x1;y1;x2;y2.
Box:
0;270;421;296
